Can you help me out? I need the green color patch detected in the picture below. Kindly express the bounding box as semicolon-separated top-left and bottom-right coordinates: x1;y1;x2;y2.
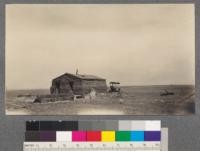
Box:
115;131;131;141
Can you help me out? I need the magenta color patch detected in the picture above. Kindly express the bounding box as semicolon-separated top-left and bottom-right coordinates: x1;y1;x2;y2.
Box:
72;131;86;141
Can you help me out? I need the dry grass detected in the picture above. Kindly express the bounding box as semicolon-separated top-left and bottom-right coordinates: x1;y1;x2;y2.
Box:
6;85;195;115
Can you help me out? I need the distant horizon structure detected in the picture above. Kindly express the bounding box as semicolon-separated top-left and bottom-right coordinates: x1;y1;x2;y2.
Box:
50;72;107;96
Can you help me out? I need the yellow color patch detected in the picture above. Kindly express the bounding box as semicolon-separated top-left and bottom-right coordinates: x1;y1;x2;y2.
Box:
101;131;115;142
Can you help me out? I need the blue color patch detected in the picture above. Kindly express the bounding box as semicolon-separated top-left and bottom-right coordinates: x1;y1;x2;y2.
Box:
131;131;144;141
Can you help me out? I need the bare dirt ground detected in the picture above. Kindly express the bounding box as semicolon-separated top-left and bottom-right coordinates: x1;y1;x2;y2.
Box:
5;85;195;115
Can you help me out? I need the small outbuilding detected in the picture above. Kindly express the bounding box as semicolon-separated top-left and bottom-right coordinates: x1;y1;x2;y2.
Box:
50;73;107;96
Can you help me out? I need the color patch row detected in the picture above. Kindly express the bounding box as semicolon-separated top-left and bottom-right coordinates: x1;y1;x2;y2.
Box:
26;120;160;131
25;131;161;142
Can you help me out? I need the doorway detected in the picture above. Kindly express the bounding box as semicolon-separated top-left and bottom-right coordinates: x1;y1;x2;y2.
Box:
69;81;74;91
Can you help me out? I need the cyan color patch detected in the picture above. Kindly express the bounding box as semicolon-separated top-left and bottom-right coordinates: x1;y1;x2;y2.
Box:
131;131;144;141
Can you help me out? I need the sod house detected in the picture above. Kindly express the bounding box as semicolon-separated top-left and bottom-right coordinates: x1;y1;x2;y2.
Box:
50;73;107;96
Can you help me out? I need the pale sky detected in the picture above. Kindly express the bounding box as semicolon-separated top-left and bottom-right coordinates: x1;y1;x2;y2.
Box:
6;4;195;90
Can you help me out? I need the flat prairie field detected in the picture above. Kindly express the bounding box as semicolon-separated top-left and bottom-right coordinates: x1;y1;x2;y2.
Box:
5;85;195;115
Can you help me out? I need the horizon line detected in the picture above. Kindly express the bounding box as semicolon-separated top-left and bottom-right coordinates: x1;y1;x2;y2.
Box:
6;84;195;91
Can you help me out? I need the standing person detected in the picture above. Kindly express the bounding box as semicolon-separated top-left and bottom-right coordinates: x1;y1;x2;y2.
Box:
89;88;96;100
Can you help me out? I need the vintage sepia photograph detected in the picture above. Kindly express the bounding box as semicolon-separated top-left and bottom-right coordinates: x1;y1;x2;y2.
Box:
5;4;195;115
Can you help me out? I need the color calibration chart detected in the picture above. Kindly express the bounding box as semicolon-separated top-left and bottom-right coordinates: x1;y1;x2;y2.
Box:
24;120;168;151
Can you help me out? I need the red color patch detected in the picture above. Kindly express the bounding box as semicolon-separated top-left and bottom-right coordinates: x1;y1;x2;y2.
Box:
86;131;101;141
